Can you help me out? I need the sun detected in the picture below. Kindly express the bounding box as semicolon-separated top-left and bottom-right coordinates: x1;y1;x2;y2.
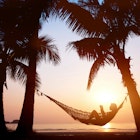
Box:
93;90;116;105
86;87;122;110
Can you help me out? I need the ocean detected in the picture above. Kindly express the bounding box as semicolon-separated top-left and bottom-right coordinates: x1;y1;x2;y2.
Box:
6;122;137;133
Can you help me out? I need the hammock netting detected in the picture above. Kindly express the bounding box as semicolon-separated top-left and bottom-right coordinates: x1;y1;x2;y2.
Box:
37;90;127;126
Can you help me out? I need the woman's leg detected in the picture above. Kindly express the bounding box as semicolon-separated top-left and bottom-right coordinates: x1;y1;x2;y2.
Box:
89;110;100;120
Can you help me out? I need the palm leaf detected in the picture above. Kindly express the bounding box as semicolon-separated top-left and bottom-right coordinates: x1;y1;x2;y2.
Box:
68;38;104;60
57;0;107;36
7;59;28;85
36;36;60;65
87;56;105;90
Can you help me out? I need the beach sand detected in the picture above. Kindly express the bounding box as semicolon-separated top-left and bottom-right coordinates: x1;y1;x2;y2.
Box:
1;131;140;140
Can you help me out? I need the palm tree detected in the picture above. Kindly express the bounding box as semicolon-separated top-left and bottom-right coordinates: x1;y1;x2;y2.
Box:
15;0;95;135
0;0;29;134
67;0;140;132
0;0;51;134
0;26;30;133
16;35;60;135
14;0;61;135
0;46;29;134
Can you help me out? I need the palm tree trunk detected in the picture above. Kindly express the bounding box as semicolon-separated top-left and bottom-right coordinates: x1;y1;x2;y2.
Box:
0;63;7;134
115;51;140;132
16;2;41;133
16;51;37;135
0;84;7;134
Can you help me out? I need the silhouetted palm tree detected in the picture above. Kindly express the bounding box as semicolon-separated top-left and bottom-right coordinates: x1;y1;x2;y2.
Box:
16;35;60;135
15;0;94;135
0;46;29;134
68;0;140;132
0;0;30;134
13;0;61;135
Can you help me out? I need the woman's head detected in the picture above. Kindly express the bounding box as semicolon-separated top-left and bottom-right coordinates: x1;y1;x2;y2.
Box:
110;103;117;111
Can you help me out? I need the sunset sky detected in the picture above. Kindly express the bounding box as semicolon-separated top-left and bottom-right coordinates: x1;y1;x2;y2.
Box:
3;1;140;129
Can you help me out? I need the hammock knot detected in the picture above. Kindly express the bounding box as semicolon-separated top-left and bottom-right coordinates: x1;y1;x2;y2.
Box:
36;89;43;96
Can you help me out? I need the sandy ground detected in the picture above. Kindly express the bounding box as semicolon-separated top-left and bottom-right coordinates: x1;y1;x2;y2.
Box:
1;131;140;140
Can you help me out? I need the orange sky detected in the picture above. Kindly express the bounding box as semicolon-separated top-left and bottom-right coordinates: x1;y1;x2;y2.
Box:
3;18;140;127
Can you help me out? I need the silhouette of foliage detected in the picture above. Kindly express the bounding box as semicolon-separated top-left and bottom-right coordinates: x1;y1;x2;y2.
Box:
68;0;140;132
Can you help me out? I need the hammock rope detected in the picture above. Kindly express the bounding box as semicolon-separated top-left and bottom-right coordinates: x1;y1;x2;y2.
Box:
36;90;128;126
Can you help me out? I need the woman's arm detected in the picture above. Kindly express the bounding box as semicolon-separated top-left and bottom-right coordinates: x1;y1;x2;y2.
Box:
100;105;106;117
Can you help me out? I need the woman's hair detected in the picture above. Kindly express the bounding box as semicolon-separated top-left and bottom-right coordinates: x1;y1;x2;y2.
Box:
110;103;117;111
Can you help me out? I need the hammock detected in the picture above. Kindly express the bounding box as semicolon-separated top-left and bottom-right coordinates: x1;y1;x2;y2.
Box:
37;90;127;126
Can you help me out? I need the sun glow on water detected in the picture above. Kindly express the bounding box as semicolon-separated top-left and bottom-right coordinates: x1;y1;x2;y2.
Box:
102;123;111;129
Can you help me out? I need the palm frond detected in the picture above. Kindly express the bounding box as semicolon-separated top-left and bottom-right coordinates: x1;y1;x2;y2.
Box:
45;44;60;65
36;36;60;65
87;56;105;90
57;0;107;36
7;59;28;85
8;59;41;88
68;38;104;60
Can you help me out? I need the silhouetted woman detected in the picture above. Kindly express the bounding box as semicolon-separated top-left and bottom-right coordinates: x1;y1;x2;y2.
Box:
89;103;117;121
